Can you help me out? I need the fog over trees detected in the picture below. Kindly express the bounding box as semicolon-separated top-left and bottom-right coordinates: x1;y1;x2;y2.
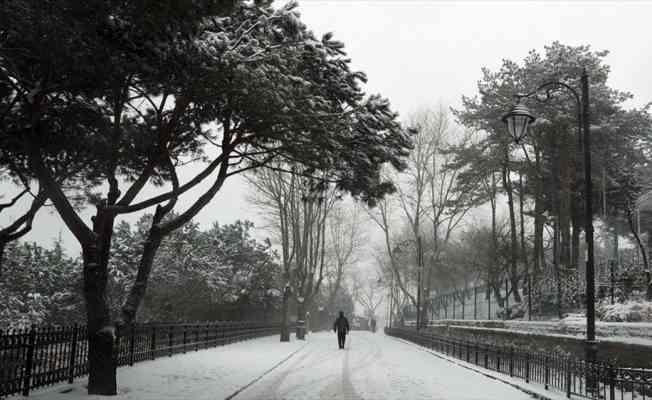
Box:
2;1;652;397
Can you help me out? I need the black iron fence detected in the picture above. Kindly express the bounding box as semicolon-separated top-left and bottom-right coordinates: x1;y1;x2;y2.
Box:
386;327;652;400
1;321;280;397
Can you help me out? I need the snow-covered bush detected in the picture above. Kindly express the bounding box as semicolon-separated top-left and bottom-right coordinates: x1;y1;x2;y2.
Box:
496;302;525;320
1;239;84;328
597;300;652;322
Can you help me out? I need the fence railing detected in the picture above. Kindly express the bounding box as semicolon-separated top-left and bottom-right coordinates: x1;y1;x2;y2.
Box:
386;327;652;400
1;321;280;397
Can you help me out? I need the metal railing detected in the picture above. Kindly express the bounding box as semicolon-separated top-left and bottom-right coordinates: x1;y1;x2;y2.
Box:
1;321;280;397
386;327;652;400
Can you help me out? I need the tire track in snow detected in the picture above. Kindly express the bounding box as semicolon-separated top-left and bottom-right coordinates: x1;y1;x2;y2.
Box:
234;335;342;400
266;338;343;398
317;332;383;400
225;342;308;400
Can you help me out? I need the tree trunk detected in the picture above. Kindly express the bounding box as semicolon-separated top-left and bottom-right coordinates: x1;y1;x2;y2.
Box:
571;199;581;270
280;286;290;342
84;209;117;395
120;226;163;324
552;139;563;319
553;217;563;319
518;172;527;288
533;147;544;277
627;210;650;299
487;172;502;311
326;262;343;312
296;300;306;340
0;241;5;278
502;157;521;303
492;282;505;308
560;128;576;269
560;193;571;268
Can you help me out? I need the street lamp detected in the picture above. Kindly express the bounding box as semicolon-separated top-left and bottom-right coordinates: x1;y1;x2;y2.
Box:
502;68;597;365
502;102;536;143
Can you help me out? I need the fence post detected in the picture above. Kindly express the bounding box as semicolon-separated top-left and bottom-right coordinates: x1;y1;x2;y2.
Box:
565;359;572;398
22;325;37;396
129;325;135;366
525;353;530;383
452;293;456;319
484;348;488;369
544;356;550;390
504;278;509;320
431;298;435;322
461;290;465;320
488;287;492;320
67;324;79;384
509;347;514;377
182;325;187;354
609;365;616;400
497;349;501;372
610;261;615;305
168;325;173;357
150;326;156;360
474;287;477;320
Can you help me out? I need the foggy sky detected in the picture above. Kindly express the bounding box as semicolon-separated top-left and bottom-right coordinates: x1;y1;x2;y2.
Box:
4;0;652;255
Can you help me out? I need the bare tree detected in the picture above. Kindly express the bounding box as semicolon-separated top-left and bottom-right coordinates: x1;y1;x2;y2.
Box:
323;202;365;313
370;106;478;326
352;272;384;320
248;165;337;340
418;107;478;315
367;191;418;314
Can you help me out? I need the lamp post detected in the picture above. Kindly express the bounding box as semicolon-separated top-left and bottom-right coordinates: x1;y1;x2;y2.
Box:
501;68;597;365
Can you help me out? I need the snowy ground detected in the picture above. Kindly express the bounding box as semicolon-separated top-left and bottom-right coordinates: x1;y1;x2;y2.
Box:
16;331;543;400
236;331;535;400
11;335;306;400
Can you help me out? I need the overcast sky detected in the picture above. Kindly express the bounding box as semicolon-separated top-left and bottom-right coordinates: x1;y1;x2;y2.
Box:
5;0;652;255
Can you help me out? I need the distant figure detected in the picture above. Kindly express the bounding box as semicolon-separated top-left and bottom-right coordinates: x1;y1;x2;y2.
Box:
370;318;376;333
333;311;350;349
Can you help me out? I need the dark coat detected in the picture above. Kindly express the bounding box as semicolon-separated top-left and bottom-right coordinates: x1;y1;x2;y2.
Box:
333;315;350;334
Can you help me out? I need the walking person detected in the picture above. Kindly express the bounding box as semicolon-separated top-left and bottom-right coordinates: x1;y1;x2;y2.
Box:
333;311;350;349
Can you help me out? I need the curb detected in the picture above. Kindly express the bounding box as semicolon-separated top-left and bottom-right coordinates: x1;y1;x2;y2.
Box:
388;335;564;400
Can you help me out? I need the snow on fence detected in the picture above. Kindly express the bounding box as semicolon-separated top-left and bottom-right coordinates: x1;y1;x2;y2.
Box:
386;327;652;400
0;321;280;397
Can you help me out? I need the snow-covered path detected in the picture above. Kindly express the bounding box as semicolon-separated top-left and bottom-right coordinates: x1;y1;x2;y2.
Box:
235;331;534;400
16;332;537;400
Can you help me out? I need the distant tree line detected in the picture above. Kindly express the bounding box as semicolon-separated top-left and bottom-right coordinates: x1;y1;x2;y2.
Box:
0;218;284;329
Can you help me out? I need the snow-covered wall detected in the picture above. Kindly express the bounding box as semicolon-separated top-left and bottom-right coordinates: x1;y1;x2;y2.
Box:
424;320;652;368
